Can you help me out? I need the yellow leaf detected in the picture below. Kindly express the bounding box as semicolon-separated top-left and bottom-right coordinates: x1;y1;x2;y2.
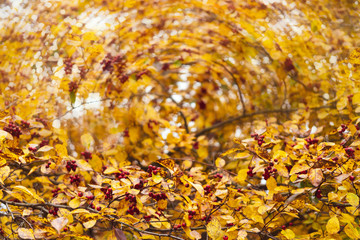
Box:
353;92;360;105
13;186;44;203
83;32;99;41
337;97;347;110
190;230;202;240
129;126;140;144
290;163;310;175
215;158;225;168
344;223;360;239
37;145;54;152
346;193;359;207
152;174;162;183
69;198;81;208
103;167;118;174
308;168;323;187
189;183;204;197
81;133;94;149
77;160;93;171
349;48;360;64
207;218;223;240
326;216;340;235
220;148;244;157
18;228;35;239
236;169;248;184
0;129;13;141
156;158;175;172
55;144;68;158
83;219;97;229
266;176;277;199
281;229;295;239
51;217;68;233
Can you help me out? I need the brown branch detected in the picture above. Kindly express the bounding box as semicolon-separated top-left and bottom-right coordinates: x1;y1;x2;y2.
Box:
195;105;335;137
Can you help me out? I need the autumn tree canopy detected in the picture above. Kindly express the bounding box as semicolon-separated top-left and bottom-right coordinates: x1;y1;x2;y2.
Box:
1;0;360;239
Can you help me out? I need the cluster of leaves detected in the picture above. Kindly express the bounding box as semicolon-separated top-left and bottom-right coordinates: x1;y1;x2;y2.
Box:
1;0;360;239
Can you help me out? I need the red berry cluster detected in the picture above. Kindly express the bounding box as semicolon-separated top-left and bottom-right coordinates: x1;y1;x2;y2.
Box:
188;210;196;220
115;169;130;179
68;81;79;93
247;166;255;177
3;122;22;137
339;124;347;134
51;187;61;197
193;141;199;149
100;54;126;74
198;100;206;110
144;215;152;222
345;147;355;158
89;202;101;211
126;198;140;215
70;175;81;185
149;192;167;201
125;192;136;203
20;120;30;129
305;138;319;149
39;139;49;148
66;160;77;172
147;119;159;129
204;185;211;195
49;207;59;216
45;161;52;168
35;118;47;127
315;189;322;199
174;223;186;230
29;146;37;152
226;223;235;227
79;66;87;79
348;94;353;103
201;216;212;223
86;195;95;200
251;133;265;146
64;58;74;75
147;165;161;176
263;162;277;180
284;57;295;72
134;179;145;189
101;187;113;200
213;173;223;180
81;151;92;160
31;132;40;138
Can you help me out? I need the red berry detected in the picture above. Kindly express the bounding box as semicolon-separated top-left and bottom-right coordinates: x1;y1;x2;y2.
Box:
223;236;228;240
78;192;83;197
96;206;101;211
282;225;286;230
289;222;293;226
350;176;355;181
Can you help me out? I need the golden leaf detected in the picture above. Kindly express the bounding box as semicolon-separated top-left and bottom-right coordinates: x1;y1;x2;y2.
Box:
83;219;97;229
207;218;224;239
69;198;81;208
81;133;94;149
326;216;340;235
156;158;175;172
346;193;359;207
18;228;35;239
308;168;323;187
